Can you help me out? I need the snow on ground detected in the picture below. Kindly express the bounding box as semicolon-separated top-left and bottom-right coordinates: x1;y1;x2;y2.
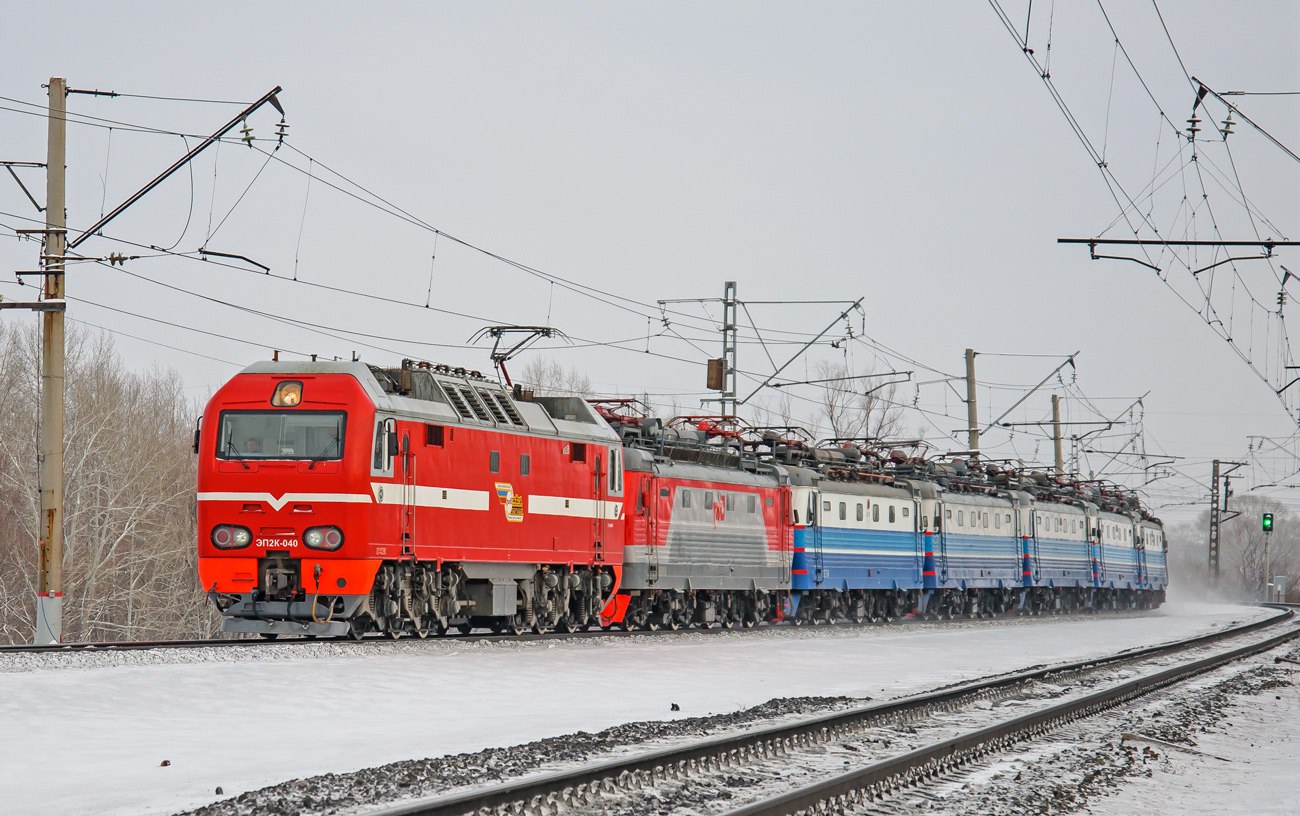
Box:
1085;654;1300;816
0;602;1271;816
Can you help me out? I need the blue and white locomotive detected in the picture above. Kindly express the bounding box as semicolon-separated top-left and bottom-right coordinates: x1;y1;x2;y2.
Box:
785;449;1167;622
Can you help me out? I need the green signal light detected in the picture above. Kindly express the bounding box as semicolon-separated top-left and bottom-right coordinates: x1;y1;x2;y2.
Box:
1263;513;1274;532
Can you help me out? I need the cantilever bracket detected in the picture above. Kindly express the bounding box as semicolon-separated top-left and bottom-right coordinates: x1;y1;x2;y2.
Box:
1088;243;1162;273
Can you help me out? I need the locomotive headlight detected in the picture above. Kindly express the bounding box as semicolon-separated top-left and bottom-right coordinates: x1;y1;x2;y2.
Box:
211;524;253;550
303;525;344;551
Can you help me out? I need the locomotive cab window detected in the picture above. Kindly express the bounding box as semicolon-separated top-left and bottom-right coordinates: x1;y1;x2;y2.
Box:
425;424;445;447
218;410;345;462
570;443;587;463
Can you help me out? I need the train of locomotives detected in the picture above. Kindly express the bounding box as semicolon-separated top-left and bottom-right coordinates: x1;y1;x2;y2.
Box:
195;358;1168;639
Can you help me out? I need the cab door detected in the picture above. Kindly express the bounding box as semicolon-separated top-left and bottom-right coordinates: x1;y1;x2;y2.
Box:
810;490;824;585
933;501;949;583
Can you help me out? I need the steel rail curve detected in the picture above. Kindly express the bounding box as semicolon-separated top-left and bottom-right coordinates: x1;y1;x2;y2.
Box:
720;616;1300;816
359;608;1295;816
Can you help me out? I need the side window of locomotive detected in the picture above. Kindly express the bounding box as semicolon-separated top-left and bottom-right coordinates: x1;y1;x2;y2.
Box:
489;450;500;474
425;424;445;447
372;418;396;474
994;514;1001;530
856;503;864;522
838;502;846;521
748;495;757;514
889;506;896;524
570;443;587;463
608;447;623;494
957;510;963;527
680;490;691;509
520;454;530;476
873;505;881;522
902;507;909;518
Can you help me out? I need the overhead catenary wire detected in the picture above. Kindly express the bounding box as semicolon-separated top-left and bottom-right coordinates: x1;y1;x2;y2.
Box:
0;83;1165;479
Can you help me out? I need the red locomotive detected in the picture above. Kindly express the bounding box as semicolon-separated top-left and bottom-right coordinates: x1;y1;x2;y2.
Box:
197;359;624;638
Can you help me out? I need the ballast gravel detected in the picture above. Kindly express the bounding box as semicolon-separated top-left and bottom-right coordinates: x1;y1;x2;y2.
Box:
177;694;863;816
897;649;1299;815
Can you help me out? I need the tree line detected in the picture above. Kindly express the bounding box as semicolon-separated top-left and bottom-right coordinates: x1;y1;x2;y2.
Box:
0;324;216;643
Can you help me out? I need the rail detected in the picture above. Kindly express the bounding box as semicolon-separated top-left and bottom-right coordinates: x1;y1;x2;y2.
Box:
362;608;1295;816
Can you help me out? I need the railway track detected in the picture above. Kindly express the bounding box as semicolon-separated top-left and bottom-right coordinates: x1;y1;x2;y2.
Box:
358;608;1297;816
0;605;1190;655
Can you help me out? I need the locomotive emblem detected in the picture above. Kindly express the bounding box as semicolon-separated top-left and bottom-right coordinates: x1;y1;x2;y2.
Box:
495;482;525;522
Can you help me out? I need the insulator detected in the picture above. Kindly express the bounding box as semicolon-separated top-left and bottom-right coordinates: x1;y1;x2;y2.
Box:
1221;112;1235;138
1186;115;1201;140
240;122;254;145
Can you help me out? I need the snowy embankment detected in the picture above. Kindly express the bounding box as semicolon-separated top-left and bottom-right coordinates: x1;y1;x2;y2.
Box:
0;602;1269;816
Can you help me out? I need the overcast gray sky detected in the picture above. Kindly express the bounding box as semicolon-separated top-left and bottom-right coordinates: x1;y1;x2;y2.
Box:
2;1;1298;520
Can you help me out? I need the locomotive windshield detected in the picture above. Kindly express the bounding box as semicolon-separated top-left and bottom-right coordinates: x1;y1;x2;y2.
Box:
217;411;346;460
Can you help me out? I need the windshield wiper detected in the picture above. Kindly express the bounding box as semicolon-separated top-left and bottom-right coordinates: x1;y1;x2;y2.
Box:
306;435;342;470
225;440;251;470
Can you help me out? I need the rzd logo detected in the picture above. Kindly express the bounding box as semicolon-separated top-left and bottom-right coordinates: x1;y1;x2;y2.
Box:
495;482;525;522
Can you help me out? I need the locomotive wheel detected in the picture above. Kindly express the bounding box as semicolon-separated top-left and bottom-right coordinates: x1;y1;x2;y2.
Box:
347;617;368;640
259;632;279;640
456;621;473;635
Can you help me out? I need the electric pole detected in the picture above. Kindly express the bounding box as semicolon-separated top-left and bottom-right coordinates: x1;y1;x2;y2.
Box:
1207;459;1243;583
35;76;66;644
965;348;979;456
1051;393;1064;476
720;281;737;419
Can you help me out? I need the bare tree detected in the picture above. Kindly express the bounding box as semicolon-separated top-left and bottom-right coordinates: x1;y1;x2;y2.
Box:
517;357;592;397
0;324;215;643
1166;498;1299;602
815;361;904;442
751;390;801;431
